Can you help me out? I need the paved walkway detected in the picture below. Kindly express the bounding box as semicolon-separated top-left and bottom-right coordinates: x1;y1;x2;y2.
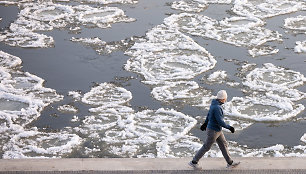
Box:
0;158;305;173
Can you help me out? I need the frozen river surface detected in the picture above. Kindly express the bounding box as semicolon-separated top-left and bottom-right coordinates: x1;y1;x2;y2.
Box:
0;0;305;158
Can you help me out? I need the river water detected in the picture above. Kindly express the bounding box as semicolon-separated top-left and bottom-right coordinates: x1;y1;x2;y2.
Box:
0;0;305;158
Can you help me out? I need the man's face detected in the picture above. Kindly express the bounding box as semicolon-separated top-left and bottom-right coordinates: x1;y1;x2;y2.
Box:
220;98;227;103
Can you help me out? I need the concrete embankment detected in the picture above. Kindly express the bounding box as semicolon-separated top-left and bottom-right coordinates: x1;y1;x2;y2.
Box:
0;157;305;173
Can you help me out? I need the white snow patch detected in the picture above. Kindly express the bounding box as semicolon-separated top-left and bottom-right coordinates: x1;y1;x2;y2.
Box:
151;81;212;107
232;0;305;19
58;105;78;113
294;41;306;53
164;13;282;57
125;24;216;85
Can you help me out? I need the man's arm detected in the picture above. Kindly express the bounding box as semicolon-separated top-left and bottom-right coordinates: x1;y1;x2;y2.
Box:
200;113;209;131
214;107;230;129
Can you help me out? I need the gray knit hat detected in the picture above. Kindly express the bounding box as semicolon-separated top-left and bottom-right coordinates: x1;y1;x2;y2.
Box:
217;90;227;99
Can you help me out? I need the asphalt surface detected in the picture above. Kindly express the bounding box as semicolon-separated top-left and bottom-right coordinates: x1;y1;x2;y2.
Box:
0;158;305;174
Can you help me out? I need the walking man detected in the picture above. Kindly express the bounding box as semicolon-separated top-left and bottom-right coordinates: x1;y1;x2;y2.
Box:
189;90;240;170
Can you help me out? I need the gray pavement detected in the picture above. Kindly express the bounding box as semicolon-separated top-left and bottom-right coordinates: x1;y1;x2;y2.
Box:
0;158;306;173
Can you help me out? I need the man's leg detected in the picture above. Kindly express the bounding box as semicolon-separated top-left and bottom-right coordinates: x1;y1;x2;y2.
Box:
216;131;233;165
192;129;220;163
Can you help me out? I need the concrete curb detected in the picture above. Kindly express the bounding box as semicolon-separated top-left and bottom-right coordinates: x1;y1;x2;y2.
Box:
0;158;305;172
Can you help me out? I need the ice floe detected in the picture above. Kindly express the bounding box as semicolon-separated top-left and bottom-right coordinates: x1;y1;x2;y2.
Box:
82;82;132;106
68;82;200;157
203;70;227;84
3;129;81;158
171;0;234;13
0;51;83;158
224;95;304;122
232;0;306;19
243;63;306;101
125;24;216;85
283;15;306;53
301;133;306;143
164;13;282;57
223;63;305;122
248;46;279;57
294;41;306;53
0;0;33;5
284;15;306;31
71;37;134;55
151;81;212;107
171;0;208;13
68;91;82;101
0;2;135;48
68;0;138;5
58;104;78;113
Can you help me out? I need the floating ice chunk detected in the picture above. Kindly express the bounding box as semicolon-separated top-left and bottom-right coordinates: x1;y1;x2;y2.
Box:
156;135;202;158
248;46;279;57
20;2;74;28
151;81;212;107
3;130;81;158
74;5;135;29
284;15;306;31
58;105;78;113
82;82;132;106
229;141;306;158
301;133;306;144
125;24;216;85
294;41;306;53
0;51;64;156
74;0;138;4
0;2;135;48
164;13;281;56
232;0;305;19
102;108;198;157
0;28;54;48
71;37;134;55
243;63;306;101
226;81;240;87
0;0;33;5
224;96;304;121
205;70;227;83
71;37;106;45
75;83;199;157
195;0;231;3
0;51;22;68
68;91;82;101
171;0;208;13
223;117;253;132
71;116;79;122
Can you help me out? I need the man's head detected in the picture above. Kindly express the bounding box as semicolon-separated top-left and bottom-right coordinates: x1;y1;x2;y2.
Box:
217;90;227;103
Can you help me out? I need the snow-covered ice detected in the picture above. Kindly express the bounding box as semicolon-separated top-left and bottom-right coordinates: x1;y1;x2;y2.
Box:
0;2;135;48
224;63;305;122
171;0;208;13
164;13;282;56
0;51;82;158
71;37;134;55
151;81;212;107
243;63;306;101
125;24;216;85
58;105;78;113
294;41;306;53
69;82;200;157
284;15;306;31
232;0;306;19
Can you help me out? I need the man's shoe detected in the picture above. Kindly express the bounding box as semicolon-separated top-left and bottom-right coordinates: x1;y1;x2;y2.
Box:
188;161;202;170
227;161;240;168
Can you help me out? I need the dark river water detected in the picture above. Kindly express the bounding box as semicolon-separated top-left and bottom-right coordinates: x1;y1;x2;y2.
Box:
0;0;305;157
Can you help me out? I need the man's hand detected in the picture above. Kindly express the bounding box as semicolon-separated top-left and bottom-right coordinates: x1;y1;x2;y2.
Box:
229;126;235;133
200;123;207;131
